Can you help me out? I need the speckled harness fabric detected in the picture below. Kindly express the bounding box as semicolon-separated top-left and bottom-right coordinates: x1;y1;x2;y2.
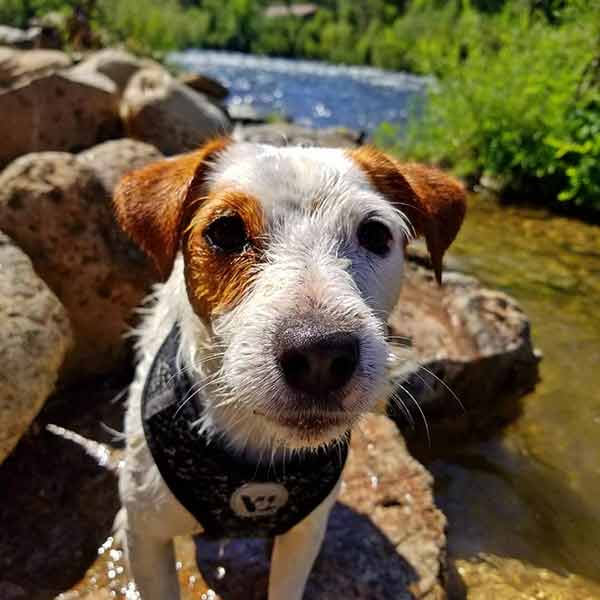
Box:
141;326;349;539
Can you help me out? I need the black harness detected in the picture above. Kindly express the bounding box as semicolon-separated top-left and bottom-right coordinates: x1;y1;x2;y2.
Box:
141;327;349;539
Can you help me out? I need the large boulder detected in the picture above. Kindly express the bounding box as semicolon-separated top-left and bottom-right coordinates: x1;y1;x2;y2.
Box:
0;149;158;379
0;71;120;167
0;47;72;87
389;250;540;449
78;138;163;195
0;232;72;464
69;48;161;92
121;67;231;155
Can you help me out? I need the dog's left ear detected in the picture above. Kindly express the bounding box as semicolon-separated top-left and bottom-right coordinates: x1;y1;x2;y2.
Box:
349;147;466;284
113;137;230;279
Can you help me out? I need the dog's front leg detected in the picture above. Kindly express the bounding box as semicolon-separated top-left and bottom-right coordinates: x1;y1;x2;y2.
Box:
123;508;181;600
268;480;340;600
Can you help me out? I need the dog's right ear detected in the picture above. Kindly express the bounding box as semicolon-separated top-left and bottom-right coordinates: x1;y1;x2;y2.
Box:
113;138;230;279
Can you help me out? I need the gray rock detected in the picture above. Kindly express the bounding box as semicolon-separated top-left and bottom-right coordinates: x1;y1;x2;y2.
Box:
227;103;269;125
178;70;229;100
121;67;231;155
388;252;540;449
78;138;163;195
70;48;161;92
0;231;72;463
0;47;72;87
234;122;365;147
0;25;45;49
0;71;121;167
0;151;156;380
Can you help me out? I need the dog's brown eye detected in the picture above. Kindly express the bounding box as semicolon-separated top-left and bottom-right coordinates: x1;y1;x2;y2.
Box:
357;219;392;256
204;215;248;253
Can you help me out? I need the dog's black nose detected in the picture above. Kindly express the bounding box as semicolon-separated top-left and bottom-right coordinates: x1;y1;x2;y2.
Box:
278;330;360;395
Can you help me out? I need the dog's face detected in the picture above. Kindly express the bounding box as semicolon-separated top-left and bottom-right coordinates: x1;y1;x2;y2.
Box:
115;139;465;452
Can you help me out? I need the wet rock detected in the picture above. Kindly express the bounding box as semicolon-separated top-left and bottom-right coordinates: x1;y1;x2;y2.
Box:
0;151;155;379
0;232;72;464
70;48;161;92
234;122;365;147
0;47;72;87
454;555;600;600
0;71;120;167
389;250;540;450
198;415;447;600
121;67;231;155
178;70;229;100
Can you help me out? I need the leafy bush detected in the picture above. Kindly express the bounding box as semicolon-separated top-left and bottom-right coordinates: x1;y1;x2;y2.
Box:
2;0;598;211
376;3;600;211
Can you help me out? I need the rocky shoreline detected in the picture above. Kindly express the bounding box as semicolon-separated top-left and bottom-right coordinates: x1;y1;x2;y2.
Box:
0;45;544;599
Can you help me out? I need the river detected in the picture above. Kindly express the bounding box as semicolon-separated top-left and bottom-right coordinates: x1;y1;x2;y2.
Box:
170;50;600;590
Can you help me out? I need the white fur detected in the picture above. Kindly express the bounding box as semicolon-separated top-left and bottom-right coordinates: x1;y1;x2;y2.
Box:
118;143;413;600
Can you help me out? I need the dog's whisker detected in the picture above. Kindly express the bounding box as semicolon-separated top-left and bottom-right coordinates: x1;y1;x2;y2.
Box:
416;364;466;414
397;383;431;447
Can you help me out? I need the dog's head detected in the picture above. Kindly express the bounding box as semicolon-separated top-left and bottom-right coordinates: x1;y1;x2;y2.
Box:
115;139;465;452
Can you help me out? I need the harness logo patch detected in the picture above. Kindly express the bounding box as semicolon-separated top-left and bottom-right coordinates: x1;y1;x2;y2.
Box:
230;483;289;518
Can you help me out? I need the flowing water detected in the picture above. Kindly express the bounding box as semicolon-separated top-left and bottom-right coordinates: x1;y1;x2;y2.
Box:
169;51;600;588
170;50;428;133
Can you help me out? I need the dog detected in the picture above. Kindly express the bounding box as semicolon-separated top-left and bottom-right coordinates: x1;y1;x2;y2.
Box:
113;138;465;600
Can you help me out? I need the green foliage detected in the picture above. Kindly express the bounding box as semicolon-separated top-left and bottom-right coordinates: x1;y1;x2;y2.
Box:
2;0;598;210
376;1;600;211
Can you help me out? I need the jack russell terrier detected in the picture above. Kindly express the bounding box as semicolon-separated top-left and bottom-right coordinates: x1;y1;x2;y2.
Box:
113;138;465;600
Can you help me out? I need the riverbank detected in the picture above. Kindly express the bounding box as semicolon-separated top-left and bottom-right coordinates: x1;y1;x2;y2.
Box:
3;0;598;214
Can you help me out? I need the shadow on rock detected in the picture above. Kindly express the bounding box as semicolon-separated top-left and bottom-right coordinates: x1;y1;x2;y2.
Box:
0;374;127;600
198;502;420;600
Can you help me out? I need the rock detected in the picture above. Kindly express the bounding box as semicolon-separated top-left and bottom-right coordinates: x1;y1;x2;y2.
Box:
228;103;269;125
234;122;365;147
0;376;125;599
0;47;72;87
197;415;447;600
78;138;163;195
70;48;161;92
0;71;120;167
0;25;45;49
0;151;156;379
121;67;231;155
178;71;229;100
0;232;72;463
453;555;600;600
388;251;540;450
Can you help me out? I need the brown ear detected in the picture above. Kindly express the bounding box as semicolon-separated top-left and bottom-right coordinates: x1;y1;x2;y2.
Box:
349;146;466;284
113;138;230;279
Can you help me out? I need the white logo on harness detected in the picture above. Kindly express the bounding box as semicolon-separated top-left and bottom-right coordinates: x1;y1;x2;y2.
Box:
230;483;289;518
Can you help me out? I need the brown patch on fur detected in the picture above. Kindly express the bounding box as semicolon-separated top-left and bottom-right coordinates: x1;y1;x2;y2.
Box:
113;137;231;279
348;146;466;283
184;189;266;319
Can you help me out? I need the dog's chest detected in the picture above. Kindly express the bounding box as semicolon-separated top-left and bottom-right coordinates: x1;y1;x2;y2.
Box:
141;327;348;539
